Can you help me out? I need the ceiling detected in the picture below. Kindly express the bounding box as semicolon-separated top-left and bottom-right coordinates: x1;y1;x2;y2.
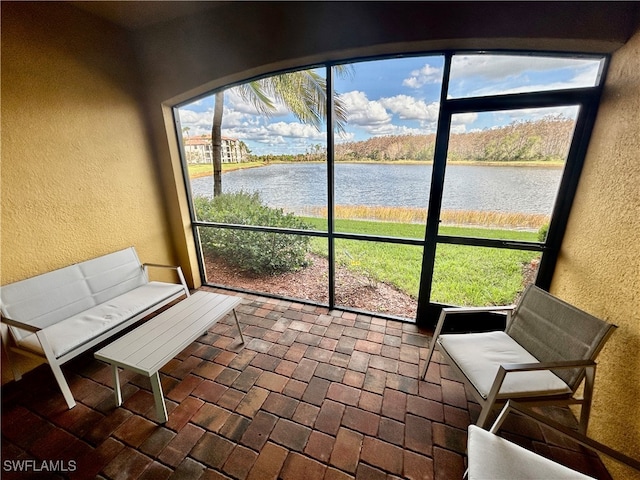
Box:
70;1;227;30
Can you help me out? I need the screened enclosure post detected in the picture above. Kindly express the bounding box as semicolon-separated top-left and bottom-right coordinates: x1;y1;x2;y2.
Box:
417;52;452;327
327;65;336;309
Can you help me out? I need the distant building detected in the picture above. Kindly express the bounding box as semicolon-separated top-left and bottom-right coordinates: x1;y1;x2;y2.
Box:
183;135;248;164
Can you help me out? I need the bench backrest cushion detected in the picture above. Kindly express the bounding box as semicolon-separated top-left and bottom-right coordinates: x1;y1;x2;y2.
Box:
506;285;615;390
1;247;148;339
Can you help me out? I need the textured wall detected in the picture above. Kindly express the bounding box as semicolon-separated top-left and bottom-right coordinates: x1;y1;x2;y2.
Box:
1;4;176;382
551;26;640;479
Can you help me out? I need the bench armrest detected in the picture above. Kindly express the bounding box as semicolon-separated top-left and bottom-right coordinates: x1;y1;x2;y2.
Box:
143;263;179;270
1;315;41;333
143;263;190;297
421;304;515;379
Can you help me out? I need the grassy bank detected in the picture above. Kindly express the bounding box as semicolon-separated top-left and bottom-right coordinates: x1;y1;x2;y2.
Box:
188;161;268;179
301;205;547;230
187;158;563;179
301;217;539;306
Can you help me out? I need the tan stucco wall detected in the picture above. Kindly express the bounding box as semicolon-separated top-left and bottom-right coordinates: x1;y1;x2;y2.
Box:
551;26;640;479
1;4;177;382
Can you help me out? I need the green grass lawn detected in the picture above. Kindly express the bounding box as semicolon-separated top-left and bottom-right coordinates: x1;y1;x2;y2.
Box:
301;217;539;306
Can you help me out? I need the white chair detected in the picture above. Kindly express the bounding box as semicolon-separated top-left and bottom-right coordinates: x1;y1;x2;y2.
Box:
466;401;640;479
421;285;616;432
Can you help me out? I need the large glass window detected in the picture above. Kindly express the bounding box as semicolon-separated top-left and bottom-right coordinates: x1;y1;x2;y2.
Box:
448;53;604;98
440;107;578;241
333;57;443;238
176;51;606;325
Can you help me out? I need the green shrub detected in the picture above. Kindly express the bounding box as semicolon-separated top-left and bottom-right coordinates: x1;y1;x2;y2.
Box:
194;192;312;275
537;223;549;242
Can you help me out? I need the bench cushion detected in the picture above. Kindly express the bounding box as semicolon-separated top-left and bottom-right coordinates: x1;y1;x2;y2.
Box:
1;247;148;336
439;331;571;399
17;282;185;358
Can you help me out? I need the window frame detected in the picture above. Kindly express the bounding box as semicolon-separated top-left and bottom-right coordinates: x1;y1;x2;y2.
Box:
173;49;609;327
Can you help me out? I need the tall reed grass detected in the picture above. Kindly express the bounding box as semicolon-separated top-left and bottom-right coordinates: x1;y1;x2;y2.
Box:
301;205;547;229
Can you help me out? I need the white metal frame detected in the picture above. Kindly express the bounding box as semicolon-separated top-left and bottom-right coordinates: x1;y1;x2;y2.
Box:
421;292;615;433
95;291;244;422
1;255;190;410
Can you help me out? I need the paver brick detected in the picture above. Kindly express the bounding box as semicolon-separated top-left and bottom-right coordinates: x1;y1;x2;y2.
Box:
223;445;258;480
262;392;299;419
246;442;288;480
315;399;345;435
191;432;235;469
329;427;363;473
360;437;404;475
341;406;380;436
327;382;361;406
241;411;278;451
304;430;335;462
280;452;326;480
270;418;312;452
235;386;269;418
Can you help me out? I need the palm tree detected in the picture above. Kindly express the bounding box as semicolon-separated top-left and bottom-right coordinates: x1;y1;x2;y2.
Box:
211;68;351;196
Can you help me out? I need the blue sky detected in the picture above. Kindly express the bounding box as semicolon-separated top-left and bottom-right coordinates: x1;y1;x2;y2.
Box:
178;53;603;156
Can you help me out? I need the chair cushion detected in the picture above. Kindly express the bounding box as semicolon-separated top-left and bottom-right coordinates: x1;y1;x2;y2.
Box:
439;331;571;398
467;425;594;479
18;282;185;358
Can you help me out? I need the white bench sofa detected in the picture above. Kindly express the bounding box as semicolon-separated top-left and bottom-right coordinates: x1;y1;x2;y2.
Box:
0;247;190;409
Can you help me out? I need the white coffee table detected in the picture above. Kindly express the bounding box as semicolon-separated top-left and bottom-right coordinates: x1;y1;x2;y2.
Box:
95;291;244;422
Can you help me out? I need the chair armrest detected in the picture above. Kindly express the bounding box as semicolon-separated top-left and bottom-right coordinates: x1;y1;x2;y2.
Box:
143;263;190;297
421;304;515;379
499;359;595;373
485;359;596;404
1;315;41;333
440;305;516;315
492;401;640;472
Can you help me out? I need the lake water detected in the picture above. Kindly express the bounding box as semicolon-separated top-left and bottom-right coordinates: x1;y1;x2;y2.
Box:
190;162;563;215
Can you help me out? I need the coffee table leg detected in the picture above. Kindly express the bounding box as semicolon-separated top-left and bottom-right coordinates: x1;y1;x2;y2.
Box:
112;364;123;407
233;309;245;344
150;371;168;423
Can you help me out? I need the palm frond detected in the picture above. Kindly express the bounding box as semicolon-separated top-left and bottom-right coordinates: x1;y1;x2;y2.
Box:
229;68;352;133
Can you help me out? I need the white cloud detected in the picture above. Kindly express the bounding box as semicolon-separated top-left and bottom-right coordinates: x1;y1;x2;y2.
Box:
450;55;597;80
500;106;579;123
379;95;439;122
403;64;442;88
449;112;479;133
178;108;213;136
267;121;325;140
449;55;602;97
340;91;391;126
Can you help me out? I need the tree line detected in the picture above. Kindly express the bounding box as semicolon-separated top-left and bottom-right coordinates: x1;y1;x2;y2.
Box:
259;115;574;163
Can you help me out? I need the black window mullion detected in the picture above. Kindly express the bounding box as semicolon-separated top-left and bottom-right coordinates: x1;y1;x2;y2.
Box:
326;65;336;309
416;53;453;326
447;87;596;113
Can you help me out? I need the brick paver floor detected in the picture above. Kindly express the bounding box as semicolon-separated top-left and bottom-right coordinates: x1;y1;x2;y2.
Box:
1;287;612;479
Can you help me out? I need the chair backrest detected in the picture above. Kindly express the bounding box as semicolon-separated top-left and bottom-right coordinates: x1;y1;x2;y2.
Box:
506;285;616;389
1;247;147;340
